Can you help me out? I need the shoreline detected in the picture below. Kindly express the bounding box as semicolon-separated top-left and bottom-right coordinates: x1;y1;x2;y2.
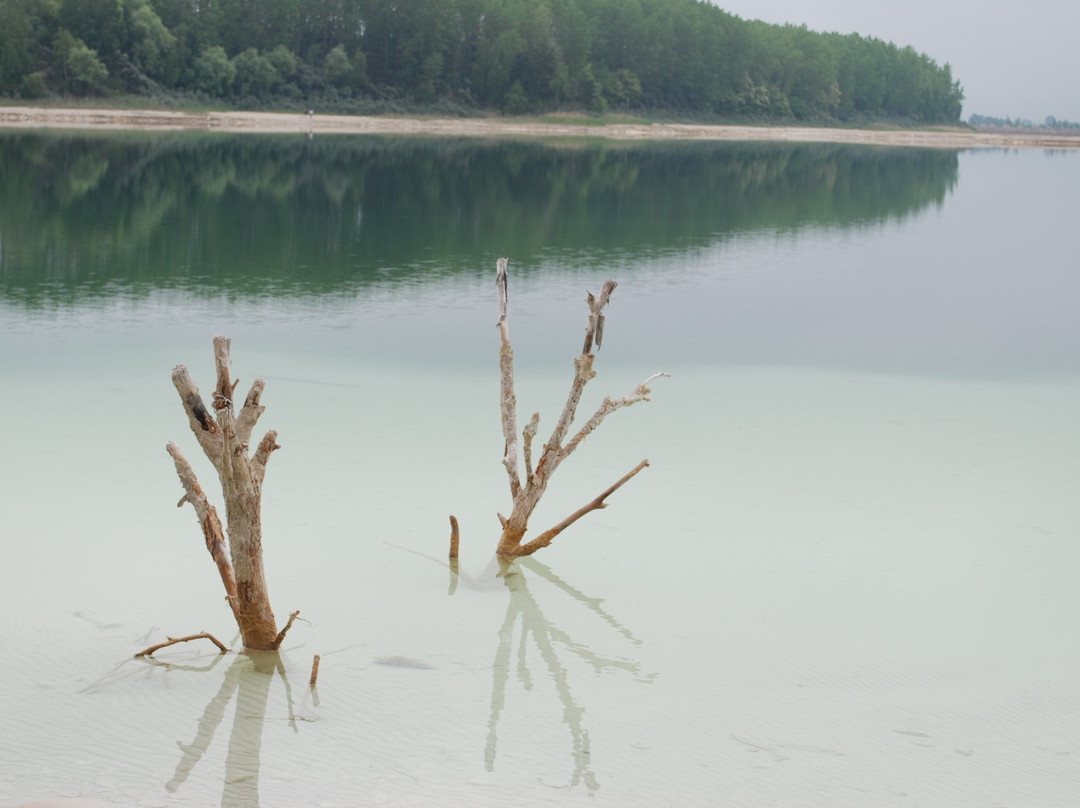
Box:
2;105;1079;149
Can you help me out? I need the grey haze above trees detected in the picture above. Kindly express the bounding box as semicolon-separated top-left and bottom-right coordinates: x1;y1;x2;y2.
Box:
0;0;963;123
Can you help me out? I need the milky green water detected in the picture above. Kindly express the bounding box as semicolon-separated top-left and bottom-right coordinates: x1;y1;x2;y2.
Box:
1;135;1078;806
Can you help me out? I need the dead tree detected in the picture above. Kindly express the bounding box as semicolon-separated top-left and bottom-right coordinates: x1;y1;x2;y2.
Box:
168;335;296;651
491;258;666;557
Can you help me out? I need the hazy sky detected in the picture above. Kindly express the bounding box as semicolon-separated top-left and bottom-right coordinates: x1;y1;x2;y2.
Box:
713;0;1080;123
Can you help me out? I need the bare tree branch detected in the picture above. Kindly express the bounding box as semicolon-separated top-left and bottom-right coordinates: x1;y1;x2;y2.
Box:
514;459;650;556
250;430;280;486
172;365;223;464
487;260;664;557
236;379;267;448
135;632;229;658
558;372;669;464
522;412;540;482
534;280;618;479
212;334;234;409
271;610;301;650
496;258;522;499
582;280;617;354
168;442;240;620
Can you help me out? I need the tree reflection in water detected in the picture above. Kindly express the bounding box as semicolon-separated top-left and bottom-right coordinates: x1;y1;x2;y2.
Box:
138;650;298;807
117;551;650;800
472;557;650;791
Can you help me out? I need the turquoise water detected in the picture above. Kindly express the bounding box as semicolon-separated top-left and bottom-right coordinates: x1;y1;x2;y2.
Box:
1;135;1078;806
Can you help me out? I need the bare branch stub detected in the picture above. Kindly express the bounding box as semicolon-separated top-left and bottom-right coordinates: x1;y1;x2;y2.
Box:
271;610;302;650
449;515;460;559
486;260;666;557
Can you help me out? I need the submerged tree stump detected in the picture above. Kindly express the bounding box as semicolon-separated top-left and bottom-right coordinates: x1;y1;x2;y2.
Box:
168;335;294;651
489;258;667;557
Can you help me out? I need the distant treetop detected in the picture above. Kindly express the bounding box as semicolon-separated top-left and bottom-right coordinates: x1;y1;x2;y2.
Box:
969;113;1079;130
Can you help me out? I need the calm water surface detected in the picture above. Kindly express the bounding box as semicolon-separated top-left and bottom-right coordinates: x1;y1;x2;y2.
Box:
1;134;1078;807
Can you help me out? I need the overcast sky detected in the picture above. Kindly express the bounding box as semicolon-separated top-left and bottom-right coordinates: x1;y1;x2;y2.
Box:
713;0;1080;123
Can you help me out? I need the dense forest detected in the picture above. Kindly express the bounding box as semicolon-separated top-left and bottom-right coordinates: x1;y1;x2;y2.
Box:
0;0;964;123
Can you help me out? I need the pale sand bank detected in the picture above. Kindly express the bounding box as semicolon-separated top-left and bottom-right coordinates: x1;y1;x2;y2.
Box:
2;105;1079;149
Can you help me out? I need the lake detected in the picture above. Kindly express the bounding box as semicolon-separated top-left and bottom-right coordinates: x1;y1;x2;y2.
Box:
1;132;1078;807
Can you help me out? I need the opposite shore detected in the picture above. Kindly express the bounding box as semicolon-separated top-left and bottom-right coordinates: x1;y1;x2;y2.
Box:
2;105;1079;149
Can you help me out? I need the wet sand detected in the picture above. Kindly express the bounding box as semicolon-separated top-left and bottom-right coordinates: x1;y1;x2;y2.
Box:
2;105;1078;149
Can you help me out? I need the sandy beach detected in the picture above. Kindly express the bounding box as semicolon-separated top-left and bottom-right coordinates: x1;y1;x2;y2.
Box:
2;105;1078;149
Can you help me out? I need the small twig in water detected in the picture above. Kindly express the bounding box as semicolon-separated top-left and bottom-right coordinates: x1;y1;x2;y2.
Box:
134;632;229;658
449;514;460;559
271;610;302;650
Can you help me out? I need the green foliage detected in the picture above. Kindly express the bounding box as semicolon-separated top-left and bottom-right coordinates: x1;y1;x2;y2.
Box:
0;0;965;123
505;80;528;114
323;44;354;89
265;45;297;82
127;0;177;80
21;71;51;99
65;40;109;93
193;45;234;96
59;0;124;66
232;47;279;97
0;0;60;95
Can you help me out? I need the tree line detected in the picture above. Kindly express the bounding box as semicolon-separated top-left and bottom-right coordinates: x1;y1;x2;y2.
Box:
0;0;964;123
969;114;1080;131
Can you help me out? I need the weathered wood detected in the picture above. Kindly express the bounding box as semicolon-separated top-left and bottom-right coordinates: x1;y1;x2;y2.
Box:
135;632;229;658
489;260;666;557
449;514;460;559
515;459;650;556
496;258;522;500
167;442;240;623
170;336;285;651
271;610;301;650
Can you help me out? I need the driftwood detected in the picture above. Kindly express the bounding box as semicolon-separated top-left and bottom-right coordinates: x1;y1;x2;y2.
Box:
135;632;229;658
485;258;666;557
168;336;296;651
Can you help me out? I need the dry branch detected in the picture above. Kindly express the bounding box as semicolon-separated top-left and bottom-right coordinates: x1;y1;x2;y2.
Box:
496;258;522;501
488;260;666;557
167;442;240;622
271;610;301;650
517;459;651;556
135;632;229;658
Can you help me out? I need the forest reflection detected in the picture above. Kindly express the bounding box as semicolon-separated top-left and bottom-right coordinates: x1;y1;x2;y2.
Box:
0;131;958;306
